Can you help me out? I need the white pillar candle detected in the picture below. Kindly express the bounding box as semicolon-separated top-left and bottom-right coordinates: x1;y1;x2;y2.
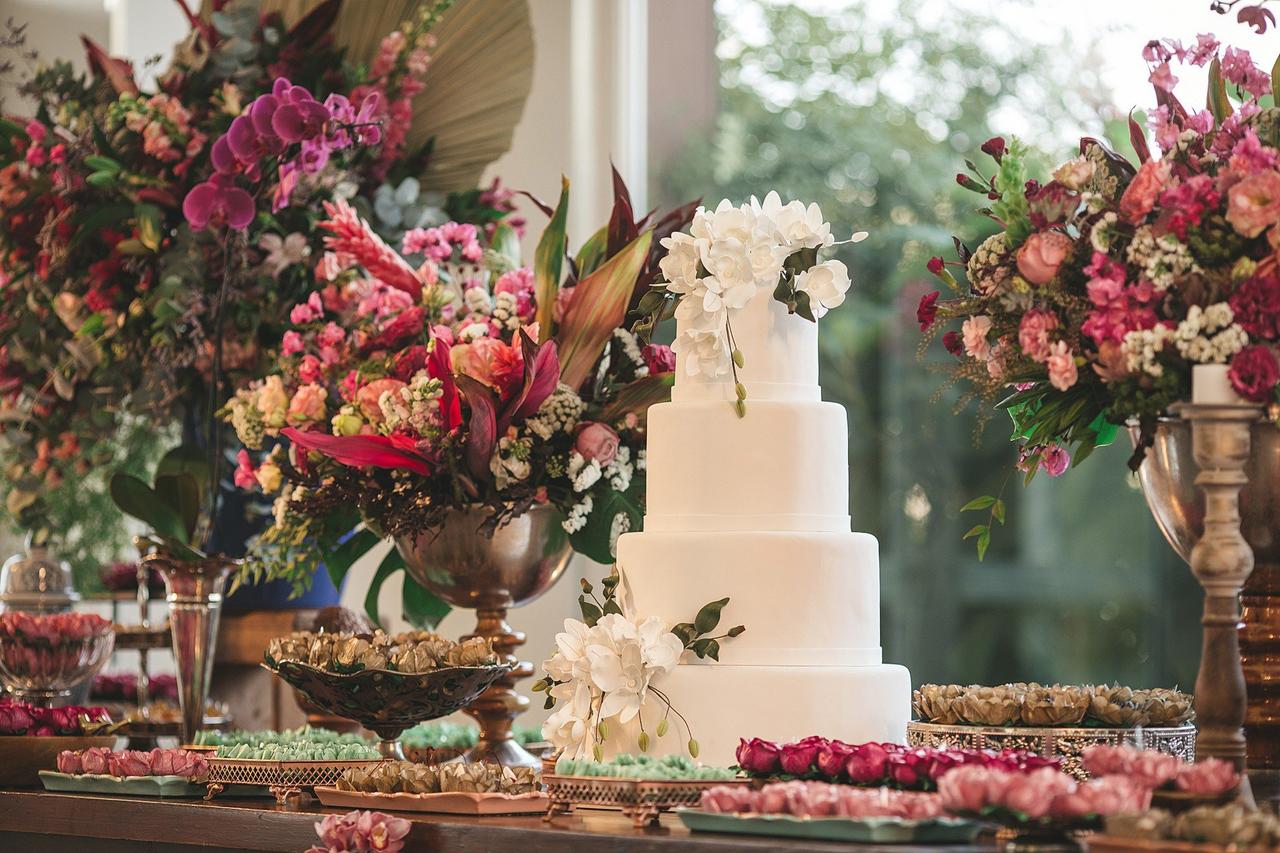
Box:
1191;364;1247;405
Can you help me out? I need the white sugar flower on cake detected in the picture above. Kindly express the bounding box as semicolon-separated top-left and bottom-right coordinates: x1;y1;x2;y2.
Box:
636;191;866;414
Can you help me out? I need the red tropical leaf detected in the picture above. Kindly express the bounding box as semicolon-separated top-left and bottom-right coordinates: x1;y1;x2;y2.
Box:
427;337;462;432
1128;109;1151;165
455;375;497;481
81;37;138;95
282;428;430;475
508;330;561;423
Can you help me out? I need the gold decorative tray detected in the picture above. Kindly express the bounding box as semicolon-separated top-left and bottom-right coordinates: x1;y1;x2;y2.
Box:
204;757;386;806
906;721;1196;781
542;772;750;828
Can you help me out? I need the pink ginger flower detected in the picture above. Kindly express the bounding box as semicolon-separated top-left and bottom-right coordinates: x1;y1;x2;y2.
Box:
320;199;423;299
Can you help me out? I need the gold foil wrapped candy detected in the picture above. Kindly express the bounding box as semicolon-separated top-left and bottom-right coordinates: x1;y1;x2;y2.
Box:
1020;684;1089;726
958;685;1023;726
266;629;498;674
912;684;965;725
336;760;539;795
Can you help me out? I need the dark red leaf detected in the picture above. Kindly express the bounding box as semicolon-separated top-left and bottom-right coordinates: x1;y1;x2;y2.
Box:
455;375;498;481
427;336;461;432
81;36;138;95
518;189;555;219
509;330;561;422
1128;109;1151;164
282;428;430;475
606;163;638;257
288;0;342;44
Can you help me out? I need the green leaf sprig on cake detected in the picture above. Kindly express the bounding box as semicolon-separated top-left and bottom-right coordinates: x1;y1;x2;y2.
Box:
634;193;868;417
533;567;744;760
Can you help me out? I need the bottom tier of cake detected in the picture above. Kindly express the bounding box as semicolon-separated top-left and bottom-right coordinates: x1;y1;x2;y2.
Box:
601;662;912;766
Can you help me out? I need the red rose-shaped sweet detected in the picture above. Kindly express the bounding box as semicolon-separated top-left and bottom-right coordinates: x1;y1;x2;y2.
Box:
778;736;827;777
815;740;856;781
888;749;929;787
150;748;178;776
0;700;34;735
844;742;891;784
736;737;783;775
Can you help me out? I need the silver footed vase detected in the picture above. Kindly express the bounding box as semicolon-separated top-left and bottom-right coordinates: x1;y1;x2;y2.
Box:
140;549;238;744
395;504;573;767
1132;416;1279;793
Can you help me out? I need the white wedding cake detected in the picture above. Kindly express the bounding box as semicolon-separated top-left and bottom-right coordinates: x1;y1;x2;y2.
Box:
613;266;911;765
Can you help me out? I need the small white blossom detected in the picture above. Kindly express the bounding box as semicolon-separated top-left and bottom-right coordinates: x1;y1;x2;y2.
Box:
608;512;631;557
526;383;586;440
636;449;646;471
458;322;489;342
1126;226;1200;292
562;495;593;533
491;290;521;331
567;451;603;492
603;445;633;493
612;328;647;375
463;286;493;315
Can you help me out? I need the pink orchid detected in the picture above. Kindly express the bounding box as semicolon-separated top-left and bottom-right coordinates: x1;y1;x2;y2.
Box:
182;174;254;231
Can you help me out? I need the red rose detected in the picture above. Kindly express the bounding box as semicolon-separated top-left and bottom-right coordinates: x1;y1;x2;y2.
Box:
778;736;827;776
916;291;940;331
736;737;782;775
844;742;891;784
1229;345;1280;403
641;343;675;375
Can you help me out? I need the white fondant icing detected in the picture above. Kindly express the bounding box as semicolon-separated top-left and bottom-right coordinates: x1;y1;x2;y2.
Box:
617;531;881;667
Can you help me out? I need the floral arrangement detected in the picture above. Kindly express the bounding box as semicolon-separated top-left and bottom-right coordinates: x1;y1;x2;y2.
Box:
552;752;736;781
912;683;1194;727
1106;803;1280;848
1082;745;1239;796
55;747;209;780
918;34;1280;553
307;810;411;853
700;780;945;820
636;192;865;416
336;761;540;795
224;175;692;612
91;672;179;703
535;569;744;760
265;629;495;674
735;737;1060;791
0;0;516;575
0;698;111;736
938;764;1152;826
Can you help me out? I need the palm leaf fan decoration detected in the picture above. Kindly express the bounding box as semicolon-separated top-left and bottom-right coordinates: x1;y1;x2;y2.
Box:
202;0;534;193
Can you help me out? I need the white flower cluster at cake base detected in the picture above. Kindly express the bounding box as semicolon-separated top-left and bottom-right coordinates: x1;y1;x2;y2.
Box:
657;192;863;378
540;613;684;760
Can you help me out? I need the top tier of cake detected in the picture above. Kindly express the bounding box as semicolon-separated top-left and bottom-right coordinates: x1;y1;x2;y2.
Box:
673;290;819;403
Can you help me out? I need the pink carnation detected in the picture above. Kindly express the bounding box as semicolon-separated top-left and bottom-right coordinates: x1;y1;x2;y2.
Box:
961;316;993;360
1046;341;1078;391
1226;170;1280;238
1018;310;1058;363
1082;253;1158;345
1118;158;1172;224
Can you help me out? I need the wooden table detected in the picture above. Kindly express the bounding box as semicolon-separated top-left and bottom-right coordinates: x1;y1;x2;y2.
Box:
0;790;996;852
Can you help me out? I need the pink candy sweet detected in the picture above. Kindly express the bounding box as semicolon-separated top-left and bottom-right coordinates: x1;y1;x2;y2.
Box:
700;781;945;820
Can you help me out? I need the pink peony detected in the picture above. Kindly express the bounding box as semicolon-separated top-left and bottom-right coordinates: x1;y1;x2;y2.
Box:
1118;158;1172;224
574;422;620;466
1015;231;1073;286
736;738;783;775
1226;170;1280;238
1045;341;1078;391
1228;345;1280;403
961;316;993;360
1018;309;1059;363
286;383;328;426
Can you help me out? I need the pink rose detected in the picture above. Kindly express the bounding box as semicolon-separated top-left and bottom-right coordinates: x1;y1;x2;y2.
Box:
356;378;408;424
642;343;676;375
778;736;827;776
150;748;177;776
56;750;83;774
1175;758;1238;795
574;422;620;466
1118;158;1172;224
700;786;756;814
736;737;783;775
1229;345;1280;403
1015;231;1074;286
844;742;891;784
1045;340;1078;391
1018;310;1058;363
286;383;328;426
